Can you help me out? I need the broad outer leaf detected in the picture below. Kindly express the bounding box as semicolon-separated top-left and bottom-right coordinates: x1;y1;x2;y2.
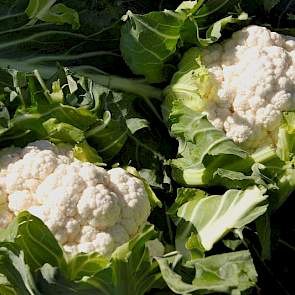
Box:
0;212;66;272
177;186;268;250
121;10;186;83
0;248;39;295
165;101;249;186
156;250;257;294
25;0;80;29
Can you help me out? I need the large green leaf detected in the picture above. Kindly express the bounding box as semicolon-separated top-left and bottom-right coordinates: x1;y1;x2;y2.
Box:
0;247;39;295
177;186;268;251
156;250;257;294
120;10;186;83
25;0;80;29
0;212;66;272
165;101;250;186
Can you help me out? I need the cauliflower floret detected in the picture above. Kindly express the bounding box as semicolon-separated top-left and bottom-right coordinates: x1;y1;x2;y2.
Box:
8;190;34;213
2;140;74;195
78;231;115;256
0;141;151;257
108;168;151;235
77;185;121;229
224;115;253;144
63;226;116;256
199;25;295;149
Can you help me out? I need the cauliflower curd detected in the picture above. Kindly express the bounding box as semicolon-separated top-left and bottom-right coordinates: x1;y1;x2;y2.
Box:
167;25;295;150
0;140;151;256
203;26;295;148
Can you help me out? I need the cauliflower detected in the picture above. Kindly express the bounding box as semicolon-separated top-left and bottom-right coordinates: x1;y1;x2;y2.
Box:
166;25;295;150
0;140;151;256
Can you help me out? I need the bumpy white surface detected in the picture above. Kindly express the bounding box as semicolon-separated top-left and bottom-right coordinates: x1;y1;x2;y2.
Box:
201;25;295;149
0;141;151;256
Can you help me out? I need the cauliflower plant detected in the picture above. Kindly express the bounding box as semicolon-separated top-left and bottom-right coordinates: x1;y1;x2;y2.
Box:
165;25;295;150
0;140;151;256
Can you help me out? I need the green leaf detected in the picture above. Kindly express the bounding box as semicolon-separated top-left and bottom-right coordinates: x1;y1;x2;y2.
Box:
187;0;248;46
120;10;186;83
185;232;205;259
0;248;39;295
197;13;249;46
165;101;249;186
190;251;257;292
40;4;80;29
25;0;56;20
0;101;97;147
168;188;207;216
25;0;80;29
213;164;277;190
42;118;85;143
177;186;268;250
66;253;109;281
277;111;295;161
0;212;66;272
213;169;257;189
168;188;207;260
268;111;295;210
126;118;149;134
162;47;210;114
84;85;138;161
73;141;103;165
85;102;129;161
156;250;257;294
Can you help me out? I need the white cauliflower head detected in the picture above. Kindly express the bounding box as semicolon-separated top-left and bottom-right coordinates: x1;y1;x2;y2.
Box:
0;141;151;256
166;25;295;150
